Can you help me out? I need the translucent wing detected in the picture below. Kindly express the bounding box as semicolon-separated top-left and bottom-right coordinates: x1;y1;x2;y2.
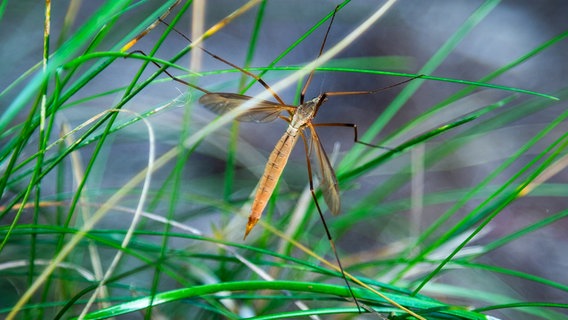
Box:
199;93;295;123
308;126;340;215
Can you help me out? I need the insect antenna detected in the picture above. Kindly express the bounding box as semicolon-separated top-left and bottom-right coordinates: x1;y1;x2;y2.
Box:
160;19;287;105
300;5;341;105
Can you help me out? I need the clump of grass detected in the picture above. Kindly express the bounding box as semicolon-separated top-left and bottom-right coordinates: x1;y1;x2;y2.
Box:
1;1;566;319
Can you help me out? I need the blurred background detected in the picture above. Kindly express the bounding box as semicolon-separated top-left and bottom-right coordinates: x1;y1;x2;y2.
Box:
1;0;567;319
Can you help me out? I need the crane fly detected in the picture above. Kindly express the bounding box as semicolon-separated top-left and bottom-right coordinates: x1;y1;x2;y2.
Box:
129;5;418;312
199;92;338;238
196;9;417;239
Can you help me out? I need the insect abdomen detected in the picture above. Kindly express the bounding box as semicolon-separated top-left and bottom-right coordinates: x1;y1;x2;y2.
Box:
245;129;299;238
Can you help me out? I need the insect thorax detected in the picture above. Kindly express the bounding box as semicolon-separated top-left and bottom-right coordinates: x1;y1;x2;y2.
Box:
290;95;324;128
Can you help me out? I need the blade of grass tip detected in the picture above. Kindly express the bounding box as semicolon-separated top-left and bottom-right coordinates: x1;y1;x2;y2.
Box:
417;75;558;100
0;60;42;107
475;302;568;319
255;65;558;101
422;75;558;100
421;282;565;319
203;65;558;102
340;0;502;169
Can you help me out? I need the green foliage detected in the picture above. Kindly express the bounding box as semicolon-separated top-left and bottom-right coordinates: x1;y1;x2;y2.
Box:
1;1;566;319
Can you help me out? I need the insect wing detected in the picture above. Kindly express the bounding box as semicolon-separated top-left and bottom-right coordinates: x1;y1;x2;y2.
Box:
199;93;294;123
308;126;340;215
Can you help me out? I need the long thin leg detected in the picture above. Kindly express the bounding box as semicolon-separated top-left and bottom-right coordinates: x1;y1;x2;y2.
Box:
311;75;423;115
121;0;183;52
300;5;340;104
127;50;211;93
313;122;392;150
324;75;423;98
160;19;287;106
299;132;362;312
127;50;211;94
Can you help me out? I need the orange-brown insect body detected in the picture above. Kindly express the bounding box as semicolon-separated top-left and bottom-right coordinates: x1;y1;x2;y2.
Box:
245;96;322;238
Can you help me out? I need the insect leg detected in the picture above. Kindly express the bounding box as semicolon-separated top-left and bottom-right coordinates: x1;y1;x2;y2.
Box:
299;131;362;312
160;20;287;106
323;75;424;98
314;123;392;150
126;50;210;94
